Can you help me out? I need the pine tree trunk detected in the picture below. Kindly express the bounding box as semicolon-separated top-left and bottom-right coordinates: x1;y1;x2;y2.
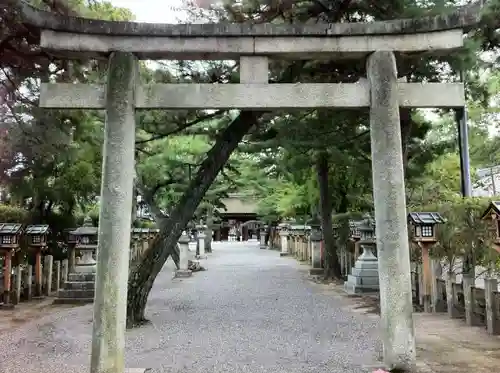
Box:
316;151;342;280
126;111;260;327
204;205;214;253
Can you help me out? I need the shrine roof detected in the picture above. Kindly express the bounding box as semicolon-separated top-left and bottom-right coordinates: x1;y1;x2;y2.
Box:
71;226;98;235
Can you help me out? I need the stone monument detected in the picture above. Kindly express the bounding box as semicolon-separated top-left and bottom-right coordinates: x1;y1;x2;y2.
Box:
345;215;379;294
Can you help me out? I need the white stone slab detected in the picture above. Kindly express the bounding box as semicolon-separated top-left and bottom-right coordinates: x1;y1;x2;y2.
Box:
40;29;463;60
40;82;464;110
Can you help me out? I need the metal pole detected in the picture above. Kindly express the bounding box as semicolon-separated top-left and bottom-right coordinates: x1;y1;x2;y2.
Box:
490;166;497;196
456;69;473;275
457;69;472;197
456;106;472;197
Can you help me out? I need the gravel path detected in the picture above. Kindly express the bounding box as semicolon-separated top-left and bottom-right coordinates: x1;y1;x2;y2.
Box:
0;241;381;373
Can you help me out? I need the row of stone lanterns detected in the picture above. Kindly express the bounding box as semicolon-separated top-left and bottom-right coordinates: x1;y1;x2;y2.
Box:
0;223;50;307
55;219;160;304
272;204;500;322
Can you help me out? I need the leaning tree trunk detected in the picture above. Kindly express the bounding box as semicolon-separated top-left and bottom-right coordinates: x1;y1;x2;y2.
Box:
316;151;342;280
126;111;260;327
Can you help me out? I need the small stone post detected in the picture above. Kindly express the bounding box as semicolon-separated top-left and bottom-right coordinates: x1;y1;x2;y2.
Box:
367;51;415;371
26;264;33;300
90;51;137;373
430;259;443;312
54;260;61;293
176;232;192;278
445;272;460;318
340;247;346;276
14;265;22;305
484;277;499;334
301;235;307;261
308;232;312;264
463;274;481;326
44;255;53;296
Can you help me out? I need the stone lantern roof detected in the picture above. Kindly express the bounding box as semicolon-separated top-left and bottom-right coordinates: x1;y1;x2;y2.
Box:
71;216;98;236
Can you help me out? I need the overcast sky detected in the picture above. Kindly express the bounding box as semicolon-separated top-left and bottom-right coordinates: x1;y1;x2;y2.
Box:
108;0;187;23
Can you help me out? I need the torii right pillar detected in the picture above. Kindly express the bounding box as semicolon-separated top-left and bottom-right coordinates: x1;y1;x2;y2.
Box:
368;51;415;371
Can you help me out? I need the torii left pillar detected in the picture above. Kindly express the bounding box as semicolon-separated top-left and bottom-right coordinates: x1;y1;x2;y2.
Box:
368;51;416;371
39;51;148;373
90;52;139;373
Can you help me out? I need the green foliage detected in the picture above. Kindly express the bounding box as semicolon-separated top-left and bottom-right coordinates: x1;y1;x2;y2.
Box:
0;205;29;223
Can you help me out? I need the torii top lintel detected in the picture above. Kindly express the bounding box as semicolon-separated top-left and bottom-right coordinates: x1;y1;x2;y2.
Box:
17;0;484;59
19;1;482;37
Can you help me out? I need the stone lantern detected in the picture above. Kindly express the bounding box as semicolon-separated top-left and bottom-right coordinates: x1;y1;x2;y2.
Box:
0;223;22;308
408;211;445;312
71;217;97;273
408;212;444;243
175;231;192;278
288;224;298;257
25;224;50;247
196;224;207;259
344;214;379;294
349;220;361;241
260;225;267;249
25;224;50;298
307;216;321;264
278;223;290;257
309;222;323;275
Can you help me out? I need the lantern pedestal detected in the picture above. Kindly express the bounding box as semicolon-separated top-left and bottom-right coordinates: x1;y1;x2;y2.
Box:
55;218;97;305
0;250;14;309
196;231;207;259
175;232;192;278
260;231;267;249
75;250;97;273
54;272;96;304
344;244;379;294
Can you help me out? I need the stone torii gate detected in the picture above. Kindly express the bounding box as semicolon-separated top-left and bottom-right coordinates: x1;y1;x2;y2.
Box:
20;2;480;372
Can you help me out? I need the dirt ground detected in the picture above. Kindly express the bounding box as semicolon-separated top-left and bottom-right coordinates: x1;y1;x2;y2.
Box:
0;297;77;334
316;279;500;373
3;279;500;373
